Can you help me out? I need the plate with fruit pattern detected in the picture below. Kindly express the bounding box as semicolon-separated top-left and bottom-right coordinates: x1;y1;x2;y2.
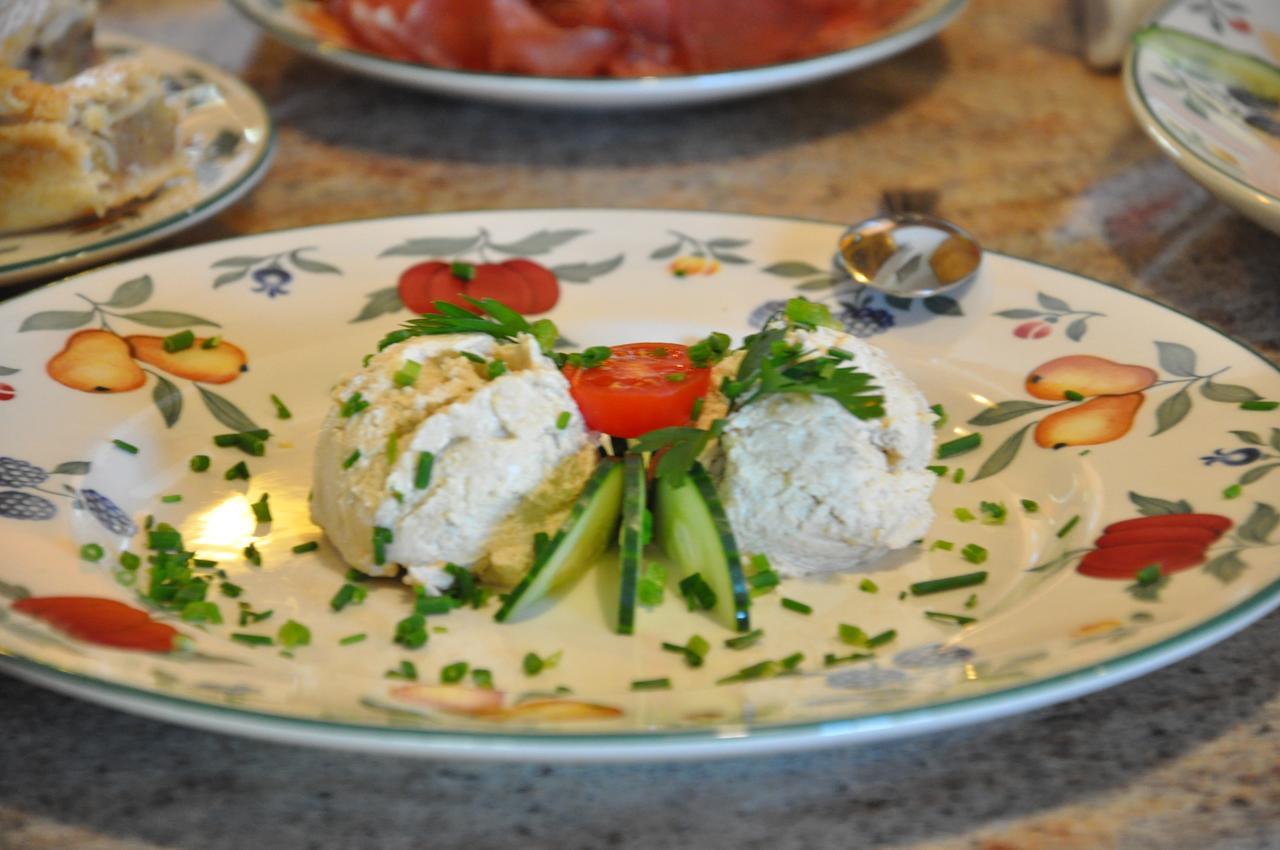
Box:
1125;0;1280;234
1;209;1279;763
0;33;274;288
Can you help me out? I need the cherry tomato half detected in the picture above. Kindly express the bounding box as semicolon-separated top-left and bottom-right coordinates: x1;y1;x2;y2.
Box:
563;343;710;438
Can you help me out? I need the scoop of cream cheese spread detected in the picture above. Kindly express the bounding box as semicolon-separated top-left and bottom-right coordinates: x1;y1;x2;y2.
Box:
311;332;596;593
702;325;936;576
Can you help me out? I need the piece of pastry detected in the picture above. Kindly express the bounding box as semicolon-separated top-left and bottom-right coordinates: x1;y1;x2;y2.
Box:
0;58;189;233
0;0;97;82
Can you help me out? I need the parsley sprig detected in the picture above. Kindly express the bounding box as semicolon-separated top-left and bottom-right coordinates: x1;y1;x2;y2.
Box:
379;297;558;355
639;298;884;485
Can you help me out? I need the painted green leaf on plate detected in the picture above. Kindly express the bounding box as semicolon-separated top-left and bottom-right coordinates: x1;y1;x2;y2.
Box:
488;229;587;256
352;287;403;323
1128;491;1193;516
1152;386;1192;436
763;261;823;278
153;374;183;428
971;423;1032;482
1155;341;1198;377
1204;550;1246;584
102;276;153;309
19;310;95;332
380;236;481;258
121;311;219;329
197;386;259;433
968;400;1056;426
551;254;624;284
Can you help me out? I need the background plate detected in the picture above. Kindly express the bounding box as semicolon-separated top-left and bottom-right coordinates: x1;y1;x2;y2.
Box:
226;0;966;109
1;209;1278;762
0;32;275;287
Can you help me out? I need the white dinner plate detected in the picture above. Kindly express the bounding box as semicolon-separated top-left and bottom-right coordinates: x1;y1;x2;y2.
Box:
1124;0;1280;234
226;0;966;109
1;209;1279;762
0;32;275;287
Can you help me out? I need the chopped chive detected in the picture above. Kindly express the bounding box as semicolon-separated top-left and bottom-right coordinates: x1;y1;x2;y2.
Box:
148;526;181;550
717;660;779;685
523;652;545;676
342;450;360;470
237;603;273;626
859;578;879;593
1135;564;1162;585
292;541;319;554
219;581;242;598
181;601;222;624
112;438;139;455
898;590;908;600
664;372;686;383
828;347;854;361
440;661;469;684
926;465;948;477
952;468;966;484
1242;401;1279;411
471;668;494;688
160;494;182;504
838;623;868;646
80;543;104;562
277;622;309;647
394;613;428;649
372;526;393;566
865;629;897;649
459;351;485;364
661;641;705;668
638;561;667;606
556;411;572;430
925;611;977;626
930;539;955;551
385;660;418;680
330;582;367;611
339;633;366;646
251;493;272;523
824;651;874;668
270;393;292;419
631;677;672;691
450;261;476;281
190;454;210;472
781;597;813;614
231;633;273;647
340;392;369;418
911;571;987;596
415;452;434;489
1057;515;1081;538
486;360;508;380
979;501;1007;524
202;335;222;349
193;558;217;569
690;397;705;421
393;359;421;388
678;573;717;611
1020;498;1039;513
964;593;978;609
1064;390;1085;402
953;507;975;522
938;433;981;459
1224;484;1243;499
930;403;947;427
748;571;780;591
225;460;250;481
960;543;988;565
724;628;765;650
385;433;399;463
243;542;261;566
119;551;141;570
162;330;195;353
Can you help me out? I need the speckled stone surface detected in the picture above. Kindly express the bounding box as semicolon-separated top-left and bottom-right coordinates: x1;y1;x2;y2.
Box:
4;1;1280;848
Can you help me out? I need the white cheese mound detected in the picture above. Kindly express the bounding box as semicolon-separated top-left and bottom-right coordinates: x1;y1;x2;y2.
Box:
311;332;596;592
713;326;936;576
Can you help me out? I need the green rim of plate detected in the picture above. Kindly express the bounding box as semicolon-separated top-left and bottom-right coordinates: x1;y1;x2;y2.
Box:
1;208;1278;754
1125;0;1280;208
225;0;966;87
0;34;277;279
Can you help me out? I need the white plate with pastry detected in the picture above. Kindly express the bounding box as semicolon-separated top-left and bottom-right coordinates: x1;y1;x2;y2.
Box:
0;26;274;287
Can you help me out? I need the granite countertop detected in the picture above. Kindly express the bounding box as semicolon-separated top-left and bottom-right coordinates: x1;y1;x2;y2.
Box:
4;1;1280;848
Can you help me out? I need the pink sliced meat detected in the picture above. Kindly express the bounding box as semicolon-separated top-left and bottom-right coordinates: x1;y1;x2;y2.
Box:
531;0;612;28
400;0;492;69
490;0;621;76
333;0;418;60
670;0;828;73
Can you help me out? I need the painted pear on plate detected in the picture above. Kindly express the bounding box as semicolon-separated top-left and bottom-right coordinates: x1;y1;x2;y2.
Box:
127;336;247;383
1025;355;1157;400
47;329;146;393
1034;392;1145;448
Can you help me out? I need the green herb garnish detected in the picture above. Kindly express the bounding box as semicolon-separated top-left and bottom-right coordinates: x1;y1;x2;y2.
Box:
677;573;717;611
724;628;764;650
243;542;261;566
393;359;421;387
225;460;250;481
631;678;672;691
112;439;139;455
162;330;195;353
911;571;987;596
960;544;988;565
556;411;572;430
386;297;559;356
925;611;977;626
859;578;879;593
938;433;981;459
251;493;272;524
414;452;434;489
270;393;292;419
80;543;104;562
339;633;366;646
1021;499;1039;513
386;660;418;680
190;455;210;472
781;597;812;614
292;541;319;554
1242;401;1279;411
231;633;273;647
440;661;469;684
1057;515;1081;538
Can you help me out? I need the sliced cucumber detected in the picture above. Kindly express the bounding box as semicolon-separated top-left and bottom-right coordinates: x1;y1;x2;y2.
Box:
616;453;646;635
495;459;624;623
654;463;751;633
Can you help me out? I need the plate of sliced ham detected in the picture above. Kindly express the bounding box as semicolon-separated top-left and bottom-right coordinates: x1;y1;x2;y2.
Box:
227;0;965;108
